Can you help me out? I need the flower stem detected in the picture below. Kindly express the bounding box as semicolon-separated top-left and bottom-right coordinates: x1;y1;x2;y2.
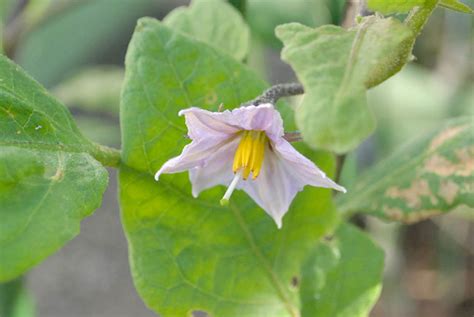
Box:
0;276;24;317
243;83;304;106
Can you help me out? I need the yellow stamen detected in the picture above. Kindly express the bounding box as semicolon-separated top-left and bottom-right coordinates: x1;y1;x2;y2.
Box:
232;130;268;180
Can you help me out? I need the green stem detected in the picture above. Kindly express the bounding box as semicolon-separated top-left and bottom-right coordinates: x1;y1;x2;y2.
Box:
228;0;246;17
0;277;23;317
90;143;121;168
404;0;439;35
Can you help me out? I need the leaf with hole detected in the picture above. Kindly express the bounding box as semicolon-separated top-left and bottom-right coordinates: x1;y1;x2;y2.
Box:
120;18;340;316
300;223;384;317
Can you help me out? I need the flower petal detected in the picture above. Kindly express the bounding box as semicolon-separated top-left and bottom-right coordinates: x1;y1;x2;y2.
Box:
239;140;346;228
188;137;240;197
230;103;284;140
179;107;240;140
237;145;295;229
155;137;233;181
273;140;347;193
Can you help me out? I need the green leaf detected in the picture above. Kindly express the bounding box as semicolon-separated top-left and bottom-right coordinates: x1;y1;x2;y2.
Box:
300;223;384;317
367;0;427;14
163;0;250;61
337;117;474;223
275;17;413;153
439;0;474;13
0;55;108;281
120;18;339;316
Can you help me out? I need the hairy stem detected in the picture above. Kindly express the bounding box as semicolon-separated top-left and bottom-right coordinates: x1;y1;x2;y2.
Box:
243;83;304;106
404;0;439;35
90;143;121;168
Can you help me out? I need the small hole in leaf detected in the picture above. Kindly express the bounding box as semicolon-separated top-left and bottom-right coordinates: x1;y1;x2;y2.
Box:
291;276;299;289
192;310;210;317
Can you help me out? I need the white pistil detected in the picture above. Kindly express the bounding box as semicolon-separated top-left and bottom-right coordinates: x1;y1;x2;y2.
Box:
220;169;243;206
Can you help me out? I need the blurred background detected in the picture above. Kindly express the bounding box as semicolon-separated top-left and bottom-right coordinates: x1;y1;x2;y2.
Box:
0;0;473;316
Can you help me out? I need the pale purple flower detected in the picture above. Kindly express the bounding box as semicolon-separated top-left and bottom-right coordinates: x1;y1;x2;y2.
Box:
155;103;346;228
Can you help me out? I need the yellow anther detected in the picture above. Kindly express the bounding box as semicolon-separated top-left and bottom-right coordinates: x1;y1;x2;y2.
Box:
232;130;268;180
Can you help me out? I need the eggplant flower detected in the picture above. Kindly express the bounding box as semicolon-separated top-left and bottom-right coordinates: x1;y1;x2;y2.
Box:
155;104;346;228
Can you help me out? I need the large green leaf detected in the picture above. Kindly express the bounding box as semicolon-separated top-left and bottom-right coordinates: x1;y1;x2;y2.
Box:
300;223;384;317
0;55;108;281
163;0;250;61
275;17;413;153
120;18;339;316
337;117;474;223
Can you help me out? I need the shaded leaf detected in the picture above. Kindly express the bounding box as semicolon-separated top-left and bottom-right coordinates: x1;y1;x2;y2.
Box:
0;55;108;281
300;223;384;317
163;0;250;61
53;66;123;115
276;17;413;153
337;117;474;223
120;18;339;316
439;0;473;13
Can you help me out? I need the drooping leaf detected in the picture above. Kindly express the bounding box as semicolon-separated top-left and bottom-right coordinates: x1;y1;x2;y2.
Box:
0;55;108;281
337;117;474;223
120;18;339;316
275;17;413;153
163;0;250;61
439;0;474;13
300;223;384;317
367;0;427;14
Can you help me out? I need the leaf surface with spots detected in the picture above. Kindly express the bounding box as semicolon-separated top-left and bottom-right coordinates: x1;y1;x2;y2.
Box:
337;117;474;223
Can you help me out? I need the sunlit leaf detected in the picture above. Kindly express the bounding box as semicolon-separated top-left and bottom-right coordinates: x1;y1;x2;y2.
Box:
300;223;384;317
337;117;474;223
163;0;250;61
120;18;339;316
0;55;108;281
276;17;413;153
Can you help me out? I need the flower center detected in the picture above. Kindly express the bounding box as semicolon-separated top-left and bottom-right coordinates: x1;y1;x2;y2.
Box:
233;130;268;180
220;130;268;206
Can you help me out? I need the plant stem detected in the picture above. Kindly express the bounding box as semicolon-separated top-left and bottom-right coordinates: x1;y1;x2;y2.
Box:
0;277;23;317
90;143;121;168
228;0;246;17
243;83;304;106
404;0;439;35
